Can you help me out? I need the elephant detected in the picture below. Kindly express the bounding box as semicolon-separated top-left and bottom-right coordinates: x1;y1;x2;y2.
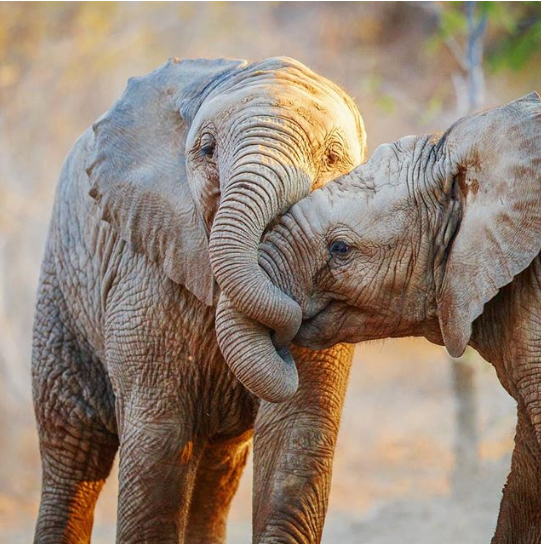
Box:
225;93;541;543
32;56;366;543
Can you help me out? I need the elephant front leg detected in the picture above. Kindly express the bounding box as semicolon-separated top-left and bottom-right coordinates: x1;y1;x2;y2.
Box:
252;343;354;544
32;298;118;544
116;405;202;544
492;406;541;544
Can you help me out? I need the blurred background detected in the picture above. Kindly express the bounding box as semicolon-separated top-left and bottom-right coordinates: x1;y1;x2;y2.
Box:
1;2;541;542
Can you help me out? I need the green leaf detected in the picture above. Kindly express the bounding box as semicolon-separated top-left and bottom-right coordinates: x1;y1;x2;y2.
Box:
488;15;541;72
440;4;467;40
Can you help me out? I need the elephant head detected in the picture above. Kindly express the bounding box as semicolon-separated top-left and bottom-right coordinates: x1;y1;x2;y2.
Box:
86;57;365;402
247;92;541;372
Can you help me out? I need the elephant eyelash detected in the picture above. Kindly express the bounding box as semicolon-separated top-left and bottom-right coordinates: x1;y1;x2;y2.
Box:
329;239;351;257
198;132;217;160
322;133;347;169
200;141;216;160
326;235;356;268
325;150;341;168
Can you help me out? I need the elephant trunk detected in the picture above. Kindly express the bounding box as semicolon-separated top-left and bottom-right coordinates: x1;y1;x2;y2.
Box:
209;148;310;400
215;293;298;403
210;152;310;342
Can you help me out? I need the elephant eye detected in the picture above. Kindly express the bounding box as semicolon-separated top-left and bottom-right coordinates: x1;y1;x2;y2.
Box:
200;135;216;160
324;137;344;169
329;240;351;256
325;149;340;167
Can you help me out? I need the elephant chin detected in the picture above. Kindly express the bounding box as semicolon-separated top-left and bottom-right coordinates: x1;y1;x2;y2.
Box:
215;293;299;403
293;301;359;349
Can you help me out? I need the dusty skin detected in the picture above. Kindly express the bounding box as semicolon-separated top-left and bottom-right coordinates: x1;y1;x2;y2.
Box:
251;94;541;543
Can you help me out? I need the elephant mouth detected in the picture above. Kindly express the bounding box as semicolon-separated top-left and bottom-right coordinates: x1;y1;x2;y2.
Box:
294;300;351;349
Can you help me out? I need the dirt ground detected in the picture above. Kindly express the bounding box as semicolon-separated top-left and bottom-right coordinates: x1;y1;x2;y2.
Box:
1;338;515;543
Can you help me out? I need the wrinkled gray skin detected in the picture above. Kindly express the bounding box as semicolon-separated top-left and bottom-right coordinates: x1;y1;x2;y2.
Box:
252;93;541;543
32;57;365;543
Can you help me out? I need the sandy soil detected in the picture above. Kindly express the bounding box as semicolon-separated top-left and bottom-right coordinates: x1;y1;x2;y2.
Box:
1;338;515;543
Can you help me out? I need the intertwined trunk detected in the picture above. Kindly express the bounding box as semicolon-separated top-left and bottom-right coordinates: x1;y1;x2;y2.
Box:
209;141;309;402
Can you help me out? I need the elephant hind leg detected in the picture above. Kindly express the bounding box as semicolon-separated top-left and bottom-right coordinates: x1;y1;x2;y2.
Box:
185;431;252;544
35;425;118;544
492;406;541;544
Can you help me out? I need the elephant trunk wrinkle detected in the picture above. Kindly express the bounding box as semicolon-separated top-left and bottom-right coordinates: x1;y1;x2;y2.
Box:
210;150;307;344
209;142;312;401
215;293;299;403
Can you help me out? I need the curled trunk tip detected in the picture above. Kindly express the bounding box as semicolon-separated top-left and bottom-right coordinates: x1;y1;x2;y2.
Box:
216;294;299;403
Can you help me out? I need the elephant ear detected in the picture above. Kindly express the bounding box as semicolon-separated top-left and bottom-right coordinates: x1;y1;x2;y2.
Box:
87;57;246;306
436;92;541;357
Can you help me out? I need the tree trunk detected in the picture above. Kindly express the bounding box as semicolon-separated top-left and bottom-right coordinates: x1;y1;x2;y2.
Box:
447;0;487;496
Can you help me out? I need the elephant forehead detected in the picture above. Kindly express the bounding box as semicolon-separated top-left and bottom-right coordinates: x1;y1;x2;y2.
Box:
195;87;361;162
192;84;313;130
327;186;409;237
204;81;346;123
369;184;413;221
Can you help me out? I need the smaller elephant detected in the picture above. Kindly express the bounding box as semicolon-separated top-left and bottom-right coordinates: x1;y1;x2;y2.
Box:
219;93;541;543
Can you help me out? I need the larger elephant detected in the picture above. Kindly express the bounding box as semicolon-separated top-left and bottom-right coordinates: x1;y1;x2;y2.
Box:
231;93;541;543
32;57;365;543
